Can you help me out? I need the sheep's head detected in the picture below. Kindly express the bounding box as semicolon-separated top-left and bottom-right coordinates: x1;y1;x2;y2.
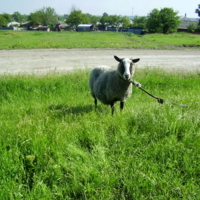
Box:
114;55;140;81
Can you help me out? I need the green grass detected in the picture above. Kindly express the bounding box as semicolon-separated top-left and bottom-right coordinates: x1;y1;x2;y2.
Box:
0;69;199;199
0;31;200;49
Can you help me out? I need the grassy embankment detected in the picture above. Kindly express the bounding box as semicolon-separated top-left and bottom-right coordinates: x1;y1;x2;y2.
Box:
0;30;200;49
0;69;199;199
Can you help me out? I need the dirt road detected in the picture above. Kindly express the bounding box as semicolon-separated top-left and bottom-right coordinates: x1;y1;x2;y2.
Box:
0;49;199;74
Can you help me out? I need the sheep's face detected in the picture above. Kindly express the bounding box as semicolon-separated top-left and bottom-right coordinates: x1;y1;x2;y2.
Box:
114;56;140;81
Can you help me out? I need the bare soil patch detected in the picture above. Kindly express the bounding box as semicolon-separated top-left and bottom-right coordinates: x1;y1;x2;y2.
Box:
0;49;199;74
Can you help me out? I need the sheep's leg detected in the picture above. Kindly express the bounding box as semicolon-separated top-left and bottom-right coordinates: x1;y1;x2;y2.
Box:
120;102;124;112
94;98;97;108
110;102;115;115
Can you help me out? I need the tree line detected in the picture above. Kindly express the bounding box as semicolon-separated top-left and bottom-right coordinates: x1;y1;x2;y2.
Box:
1;5;200;34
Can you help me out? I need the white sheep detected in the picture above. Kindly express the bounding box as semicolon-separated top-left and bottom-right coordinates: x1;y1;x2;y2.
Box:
89;55;141;115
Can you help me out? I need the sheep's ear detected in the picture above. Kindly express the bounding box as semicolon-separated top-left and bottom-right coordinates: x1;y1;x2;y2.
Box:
131;58;140;63
114;55;123;62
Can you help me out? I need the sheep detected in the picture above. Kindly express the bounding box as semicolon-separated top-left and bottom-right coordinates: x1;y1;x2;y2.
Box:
89;55;141;115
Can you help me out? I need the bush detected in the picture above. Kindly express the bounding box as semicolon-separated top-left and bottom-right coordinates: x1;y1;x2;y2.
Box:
187;23;197;32
195;25;200;31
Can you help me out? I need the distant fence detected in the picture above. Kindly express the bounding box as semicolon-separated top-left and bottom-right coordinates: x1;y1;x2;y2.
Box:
107;27;143;34
0;27;27;31
0;27;14;30
177;29;200;34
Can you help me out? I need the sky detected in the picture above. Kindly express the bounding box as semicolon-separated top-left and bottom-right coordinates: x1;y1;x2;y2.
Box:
0;0;199;18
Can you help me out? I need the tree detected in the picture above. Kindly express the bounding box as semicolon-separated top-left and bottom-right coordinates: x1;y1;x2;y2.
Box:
102;12;109;17
11;11;28;23
28;10;43;26
12;12;28;23
131;16;147;28
146;9;161;33
1;13;11;23
99;12;110;25
100;14;130;29
58;15;65;21
0;13;11;26
100;14;109;25
70;4;79;13
66;10;89;27
146;8;180;34
22;14;28;22
196;25;200;31
87;15;100;25
28;7;58;26
108;15;121;27
120;16;130;28
195;4;200;17
0;16;7;26
187;23;197;32
159;8;180;34
12;12;23;22
100;14;122;29
195;4;200;25
41;7;58;25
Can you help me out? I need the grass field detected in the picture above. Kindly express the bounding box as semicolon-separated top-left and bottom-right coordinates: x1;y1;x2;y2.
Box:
0;30;200;49
0;69;199;199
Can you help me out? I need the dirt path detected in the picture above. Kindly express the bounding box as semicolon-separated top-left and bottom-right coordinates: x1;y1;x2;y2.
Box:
0;49;199;74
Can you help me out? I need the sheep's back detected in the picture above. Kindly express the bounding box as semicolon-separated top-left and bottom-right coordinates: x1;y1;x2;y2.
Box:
89;66;111;98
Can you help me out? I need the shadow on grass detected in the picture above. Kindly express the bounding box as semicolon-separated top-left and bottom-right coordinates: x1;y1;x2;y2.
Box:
48;103;94;116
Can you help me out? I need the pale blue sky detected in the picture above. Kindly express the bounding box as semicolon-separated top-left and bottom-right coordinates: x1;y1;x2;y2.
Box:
0;0;199;18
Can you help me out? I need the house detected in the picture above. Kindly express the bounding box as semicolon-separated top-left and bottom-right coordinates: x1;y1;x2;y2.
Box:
58;21;68;29
7;21;20;27
77;24;95;32
179;14;199;31
97;25;107;31
20;21;31;30
29;23;50;31
37;26;51;31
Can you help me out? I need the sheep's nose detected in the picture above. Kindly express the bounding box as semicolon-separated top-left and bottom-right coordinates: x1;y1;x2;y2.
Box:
125;74;129;79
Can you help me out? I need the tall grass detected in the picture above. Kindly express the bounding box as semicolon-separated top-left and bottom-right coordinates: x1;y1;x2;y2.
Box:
0;69;199;199
0;31;200;49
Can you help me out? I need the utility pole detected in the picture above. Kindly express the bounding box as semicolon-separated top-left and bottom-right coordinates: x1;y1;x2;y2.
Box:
132;7;134;20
